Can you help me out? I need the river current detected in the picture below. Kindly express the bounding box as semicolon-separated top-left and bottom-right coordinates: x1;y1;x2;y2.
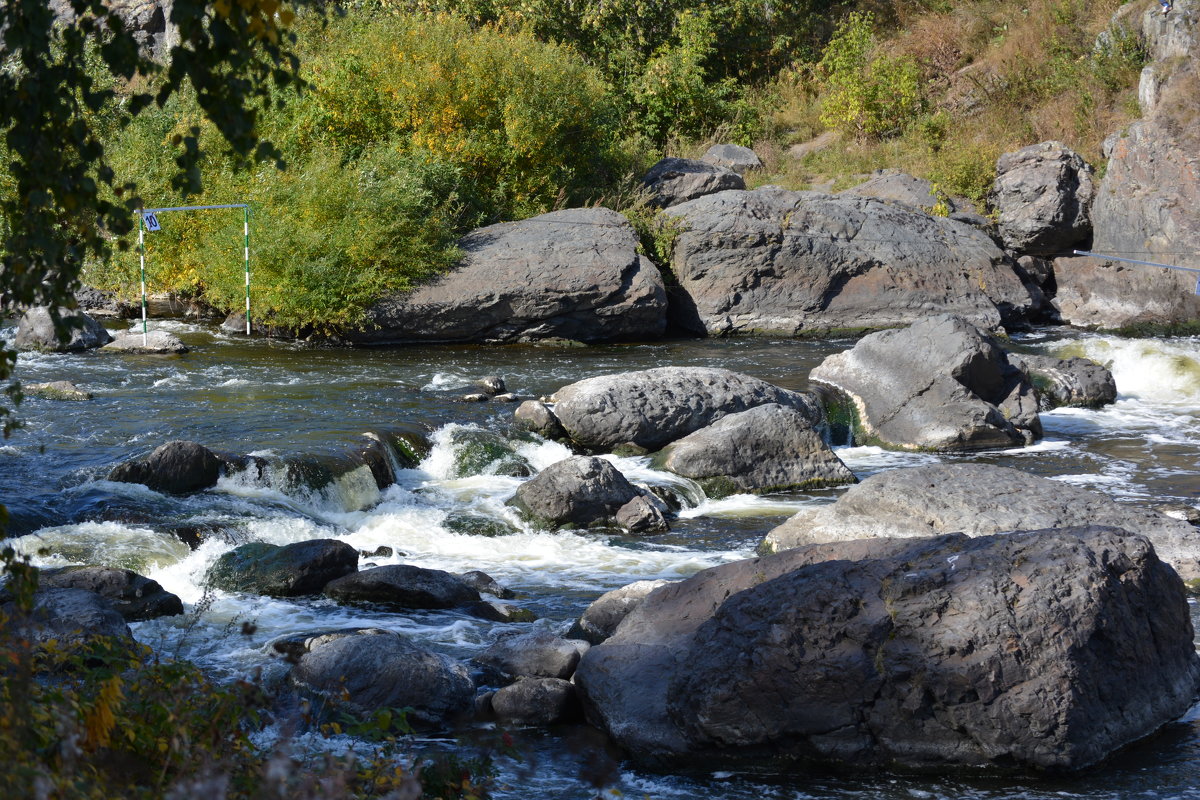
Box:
2;318;1199;799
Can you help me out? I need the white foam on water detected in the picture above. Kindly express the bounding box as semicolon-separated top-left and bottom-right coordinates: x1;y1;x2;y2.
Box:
835;445;941;473
8;521;191;572
1048;335;1200;405
516;437;577;471
422;371;470;391
678;493;813;519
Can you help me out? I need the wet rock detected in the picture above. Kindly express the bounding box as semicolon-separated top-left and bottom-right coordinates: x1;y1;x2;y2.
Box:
809;315;1041;451
359;546;395;559
354;208;667;345
290;629;474;728
989;141;1096;255
1007;352;1117;410
103;329;189;354
492;393;520;403
490;677;582;725
108;440;223;494
549;367;823;452
664;188;1033;337
460;393;490;403
443;512;517;538
509;456;642;530
24;381;92;401
38;566;182;621
568;579;671;644
760;462;1200;583
576;528;1200;772
1;588;133;649
457;569;513;599
475;630;590;680
475;376;506;395
699;144;762;175
14;307;113;352
654;403;855;495
207;539;359;597
642;157;744;207
513;400;567;439
323;564;481;610
614;495;669;533
447;427;532;478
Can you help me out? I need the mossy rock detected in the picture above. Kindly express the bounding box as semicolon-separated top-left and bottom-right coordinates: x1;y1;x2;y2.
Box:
207;539;358;597
448;428;532;478
443;512;517;538
25;381;92;401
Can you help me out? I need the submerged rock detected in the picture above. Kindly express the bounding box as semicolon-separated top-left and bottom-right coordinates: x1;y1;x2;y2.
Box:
761;462;1200;583
207;539;358;597
24;381;92;401
809;315;1041;451
576;527;1200;772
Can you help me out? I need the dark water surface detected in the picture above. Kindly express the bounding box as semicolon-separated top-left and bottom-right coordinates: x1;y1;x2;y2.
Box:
2;319;1199;799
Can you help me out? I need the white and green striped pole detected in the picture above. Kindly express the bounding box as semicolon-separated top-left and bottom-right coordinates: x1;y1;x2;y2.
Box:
243;205;251;335
138;213;148;347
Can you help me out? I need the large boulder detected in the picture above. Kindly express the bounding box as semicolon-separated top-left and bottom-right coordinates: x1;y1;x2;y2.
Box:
323;564;481;609
843;169;978;219
1007;352;1117;410
38;566;182;621
663;188;1033;337
547;366;823;452
576;528;1200;771
642;157;745;207
699;144;762;176
761;462;1200;583
289;629;474;728
475;630;590;680
107;440;223;494
809;315;1041;451
351;208;667;345
989;141;1096;255
654;403;855;495
567;579;671;644
14;307;113;352
1;588;134;649
207;539;358;597
508;456;653;530
103;329;189;354
489;677;581;725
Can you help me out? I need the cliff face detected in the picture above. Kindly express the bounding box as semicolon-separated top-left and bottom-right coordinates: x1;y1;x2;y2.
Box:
48;0;177;60
1054;1;1200;329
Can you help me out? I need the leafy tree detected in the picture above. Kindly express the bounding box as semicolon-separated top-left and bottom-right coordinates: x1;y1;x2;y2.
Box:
0;0;314;437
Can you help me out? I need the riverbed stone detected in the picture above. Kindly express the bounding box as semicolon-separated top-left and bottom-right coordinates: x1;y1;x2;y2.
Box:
809;315;1041;451
1007;352;1117;410
576;527;1200;772
2;587;134;649
513;400;567;440
549;366;823;452
490;677;582;725
476;630;590;680
289;629;474;728
323;564;481;609
654;403;855;494
446;427;532;478
989;141;1096;255
24;381;92;401
207;539;359;597
567;579;671;644
353;208;667;345
663;188;1033;337
508;456;645;530
38;566;183;621
761;462;1200;582
14;306;113;352
642;157;745;207
108;440;223;494
103;329;189;354
614;495;669;533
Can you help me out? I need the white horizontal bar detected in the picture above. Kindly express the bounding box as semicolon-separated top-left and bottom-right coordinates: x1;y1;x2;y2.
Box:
142;203;248;214
1073;250;1200;274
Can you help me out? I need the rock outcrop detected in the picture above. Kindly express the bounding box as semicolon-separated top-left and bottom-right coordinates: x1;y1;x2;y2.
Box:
575;528;1200;772
761;462;1200;583
809;315;1041;451
353;208;667;345
654;403;855;495
642;157;745;207
664;188;1033;336
546;366;823;452
699;144;762;175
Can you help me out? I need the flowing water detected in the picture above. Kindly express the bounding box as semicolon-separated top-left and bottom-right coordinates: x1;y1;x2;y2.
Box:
2;318;1199;799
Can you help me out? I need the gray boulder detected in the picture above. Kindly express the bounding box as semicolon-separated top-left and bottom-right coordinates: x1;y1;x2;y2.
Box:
576;528;1200;771
509;456;645;530
989;141;1096;255
289;629;474;728
843;169;975;217
108;440;223;494
548;366;823;452
2;588;133;649
513;400;567;440
14;307;113;352
567;579;671;644
699;144;762;176
761;462;1200;583
475;630;590;680
642;157;745;207
207;539;358;597
654;403;855;495
352;208;667;345
24;381;92;401
323;564;481;609
664;188;1033;336
614;495;669;533
809;315;1041;451
38;566;182;621
1007;352;1117;410
490;677;581;725
103;330;189;354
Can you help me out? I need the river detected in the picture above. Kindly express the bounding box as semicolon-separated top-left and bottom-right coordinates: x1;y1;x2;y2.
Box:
2;318;1199;799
